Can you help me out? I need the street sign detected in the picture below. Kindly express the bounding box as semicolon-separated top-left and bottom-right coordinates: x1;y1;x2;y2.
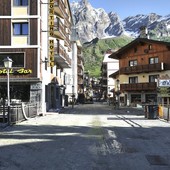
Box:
159;79;170;87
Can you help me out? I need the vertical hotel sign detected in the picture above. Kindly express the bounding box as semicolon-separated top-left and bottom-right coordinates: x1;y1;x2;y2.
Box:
48;0;54;67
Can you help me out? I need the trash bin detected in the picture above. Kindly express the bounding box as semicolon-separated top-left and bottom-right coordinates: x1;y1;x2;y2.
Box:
145;105;158;119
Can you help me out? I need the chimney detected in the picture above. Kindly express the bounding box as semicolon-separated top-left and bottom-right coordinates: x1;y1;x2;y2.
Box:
139;26;149;39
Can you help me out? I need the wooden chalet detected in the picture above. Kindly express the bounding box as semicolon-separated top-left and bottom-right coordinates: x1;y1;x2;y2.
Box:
109;38;170;106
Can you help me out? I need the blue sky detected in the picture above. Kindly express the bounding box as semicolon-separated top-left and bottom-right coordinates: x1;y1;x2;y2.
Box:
69;0;170;19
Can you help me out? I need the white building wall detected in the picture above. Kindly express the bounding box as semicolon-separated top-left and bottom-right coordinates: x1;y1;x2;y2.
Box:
103;52;119;97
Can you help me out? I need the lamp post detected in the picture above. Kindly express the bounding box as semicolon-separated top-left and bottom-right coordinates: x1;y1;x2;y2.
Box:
3;57;13;125
116;79;120;109
72;85;74;108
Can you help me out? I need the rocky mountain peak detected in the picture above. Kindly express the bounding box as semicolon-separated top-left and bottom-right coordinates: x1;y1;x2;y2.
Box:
71;0;110;43
71;1;170;43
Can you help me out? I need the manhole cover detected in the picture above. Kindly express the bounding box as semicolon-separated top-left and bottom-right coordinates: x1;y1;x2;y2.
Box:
146;155;168;166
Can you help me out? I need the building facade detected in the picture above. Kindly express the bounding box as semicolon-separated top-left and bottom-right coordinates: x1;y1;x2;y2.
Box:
101;49;119;100
109;38;170;107
0;0;73;113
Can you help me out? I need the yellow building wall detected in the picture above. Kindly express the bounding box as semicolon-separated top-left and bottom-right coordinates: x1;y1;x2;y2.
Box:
159;70;170;77
119;73;149;84
12;7;28;16
12;37;28;45
119;71;170;85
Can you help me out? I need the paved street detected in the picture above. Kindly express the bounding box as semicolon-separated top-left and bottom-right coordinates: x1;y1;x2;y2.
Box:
0;103;170;170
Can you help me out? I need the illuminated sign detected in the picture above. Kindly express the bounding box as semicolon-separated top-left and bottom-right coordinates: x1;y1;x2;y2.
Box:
48;0;54;67
49;39;54;67
49;0;54;37
0;68;32;75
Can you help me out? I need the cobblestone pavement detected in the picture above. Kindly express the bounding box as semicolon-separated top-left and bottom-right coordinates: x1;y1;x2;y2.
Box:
0;103;170;170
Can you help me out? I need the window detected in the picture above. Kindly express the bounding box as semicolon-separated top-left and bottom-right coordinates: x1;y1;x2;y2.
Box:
13;0;28;6
131;94;141;103
149;57;158;64
13;23;28;35
149;75;159;83
0;53;24;68
145;94;157;103
129;60;137;67
148;44;152;50
134;47;137;53
129;77;138;84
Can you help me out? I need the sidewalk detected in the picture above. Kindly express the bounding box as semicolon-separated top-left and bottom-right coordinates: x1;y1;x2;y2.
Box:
0;103;169;131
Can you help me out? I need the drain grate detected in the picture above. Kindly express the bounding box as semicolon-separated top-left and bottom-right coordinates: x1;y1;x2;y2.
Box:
146;155;168;166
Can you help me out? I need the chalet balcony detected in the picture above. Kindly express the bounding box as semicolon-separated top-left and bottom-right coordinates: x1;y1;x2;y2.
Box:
54;43;71;68
120;82;157;92
64;33;71;51
65;13;71;29
54;18;65;40
54;0;66;19
120;63;164;75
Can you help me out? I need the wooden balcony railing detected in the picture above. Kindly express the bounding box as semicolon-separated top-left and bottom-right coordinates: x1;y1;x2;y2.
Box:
54;18;65;40
65;13;71;29
54;42;71;68
54;0;66;19
120;82;157;91
64;33;71;49
120;63;164;75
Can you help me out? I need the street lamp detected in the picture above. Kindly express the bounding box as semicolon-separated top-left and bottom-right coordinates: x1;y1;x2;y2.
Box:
72;85;75;108
3;56;13;124
116;79;120;109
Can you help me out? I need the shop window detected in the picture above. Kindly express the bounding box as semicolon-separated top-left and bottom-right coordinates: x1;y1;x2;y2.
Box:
0;85;30;102
145;94;157;103
131;94;141;103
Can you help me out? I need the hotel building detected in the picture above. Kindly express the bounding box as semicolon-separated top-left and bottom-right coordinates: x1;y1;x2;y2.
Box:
0;0;73;113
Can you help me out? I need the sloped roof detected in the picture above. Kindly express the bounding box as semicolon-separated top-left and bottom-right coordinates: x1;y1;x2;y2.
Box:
108;38;170;59
109;70;119;79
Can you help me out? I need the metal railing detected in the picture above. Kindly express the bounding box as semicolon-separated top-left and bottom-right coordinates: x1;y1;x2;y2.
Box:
0;102;38;125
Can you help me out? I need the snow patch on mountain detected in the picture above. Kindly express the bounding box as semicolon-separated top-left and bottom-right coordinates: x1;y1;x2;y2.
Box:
70;0;170;43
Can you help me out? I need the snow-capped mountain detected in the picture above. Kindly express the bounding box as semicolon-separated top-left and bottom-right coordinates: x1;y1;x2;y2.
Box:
71;0;110;42
70;0;170;43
